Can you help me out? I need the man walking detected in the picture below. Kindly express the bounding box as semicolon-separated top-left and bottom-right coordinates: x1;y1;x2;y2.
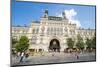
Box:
75;52;79;59
19;52;25;62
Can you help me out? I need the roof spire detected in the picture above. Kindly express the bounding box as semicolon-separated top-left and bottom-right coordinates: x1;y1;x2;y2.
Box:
44;9;48;18
62;11;66;19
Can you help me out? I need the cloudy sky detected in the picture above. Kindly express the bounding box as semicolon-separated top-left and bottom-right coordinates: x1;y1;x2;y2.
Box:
12;0;96;29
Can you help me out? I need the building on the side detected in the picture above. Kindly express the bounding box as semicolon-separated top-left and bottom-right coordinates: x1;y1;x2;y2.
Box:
12;9;95;52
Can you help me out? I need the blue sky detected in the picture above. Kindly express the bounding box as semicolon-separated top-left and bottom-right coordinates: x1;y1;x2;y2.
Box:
12;0;96;29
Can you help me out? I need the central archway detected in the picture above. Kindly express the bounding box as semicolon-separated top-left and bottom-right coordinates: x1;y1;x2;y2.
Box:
49;39;60;52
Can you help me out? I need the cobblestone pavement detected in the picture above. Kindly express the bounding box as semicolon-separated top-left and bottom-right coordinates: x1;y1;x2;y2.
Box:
11;52;96;66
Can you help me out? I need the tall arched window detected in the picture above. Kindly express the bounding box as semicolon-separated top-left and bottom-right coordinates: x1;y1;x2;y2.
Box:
54;28;56;35
36;28;39;34
57;28;59;35
31;36;37;44
47;27;50;35
33;29;35;34
59;28;62;35
51;27;53;35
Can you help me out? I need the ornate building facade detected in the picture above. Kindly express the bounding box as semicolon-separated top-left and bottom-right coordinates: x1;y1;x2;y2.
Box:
12;10;95;52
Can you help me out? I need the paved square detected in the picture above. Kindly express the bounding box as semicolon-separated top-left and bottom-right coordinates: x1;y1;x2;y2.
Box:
11;52;96;66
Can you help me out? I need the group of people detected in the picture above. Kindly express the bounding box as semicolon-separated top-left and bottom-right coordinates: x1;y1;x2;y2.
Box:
16;51;29;63
14;50;79;63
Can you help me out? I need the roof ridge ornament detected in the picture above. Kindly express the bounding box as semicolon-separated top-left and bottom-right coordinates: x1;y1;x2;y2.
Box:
44;9;48;18
62;11;66;19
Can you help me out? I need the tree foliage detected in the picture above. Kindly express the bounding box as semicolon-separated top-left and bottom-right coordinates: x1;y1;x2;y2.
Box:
91;35;96;49
85;38;92;49
15;36;29;52
85;33;96;49
76;34;84;50
12;38;18;48
67;38;74;48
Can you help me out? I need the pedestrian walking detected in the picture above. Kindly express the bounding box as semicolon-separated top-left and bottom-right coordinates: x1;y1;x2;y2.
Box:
25;52;29;58
52;52;55;56
75;52;79;59
76;55;79;59
19;52;25;62
16;52;20;59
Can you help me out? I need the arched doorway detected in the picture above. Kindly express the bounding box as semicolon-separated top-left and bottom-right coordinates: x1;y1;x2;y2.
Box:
49;39;60;52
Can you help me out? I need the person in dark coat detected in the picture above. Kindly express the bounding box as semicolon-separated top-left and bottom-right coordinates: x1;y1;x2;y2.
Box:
19;52;25;62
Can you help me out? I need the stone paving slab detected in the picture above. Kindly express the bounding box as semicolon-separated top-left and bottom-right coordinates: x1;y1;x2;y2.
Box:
11;52;96;66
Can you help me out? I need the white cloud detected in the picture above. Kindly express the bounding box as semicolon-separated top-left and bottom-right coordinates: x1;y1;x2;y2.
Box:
64;9;77;20
57;9;81;27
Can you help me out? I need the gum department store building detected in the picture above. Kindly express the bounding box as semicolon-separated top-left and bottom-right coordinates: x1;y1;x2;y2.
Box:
12;10;95;53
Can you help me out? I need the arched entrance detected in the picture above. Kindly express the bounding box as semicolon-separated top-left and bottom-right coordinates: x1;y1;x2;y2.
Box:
49;39;60;52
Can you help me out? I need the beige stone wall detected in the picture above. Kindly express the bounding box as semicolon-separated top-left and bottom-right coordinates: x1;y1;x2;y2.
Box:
12;14;95;52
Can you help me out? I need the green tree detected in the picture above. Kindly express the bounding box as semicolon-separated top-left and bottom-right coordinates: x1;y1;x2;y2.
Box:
67;38;74;48
15;36;29;52
91;35;96;49
85;38;92;49
76;34;84;50
85;35;96;51
12;38;18;54
12;38;18;48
